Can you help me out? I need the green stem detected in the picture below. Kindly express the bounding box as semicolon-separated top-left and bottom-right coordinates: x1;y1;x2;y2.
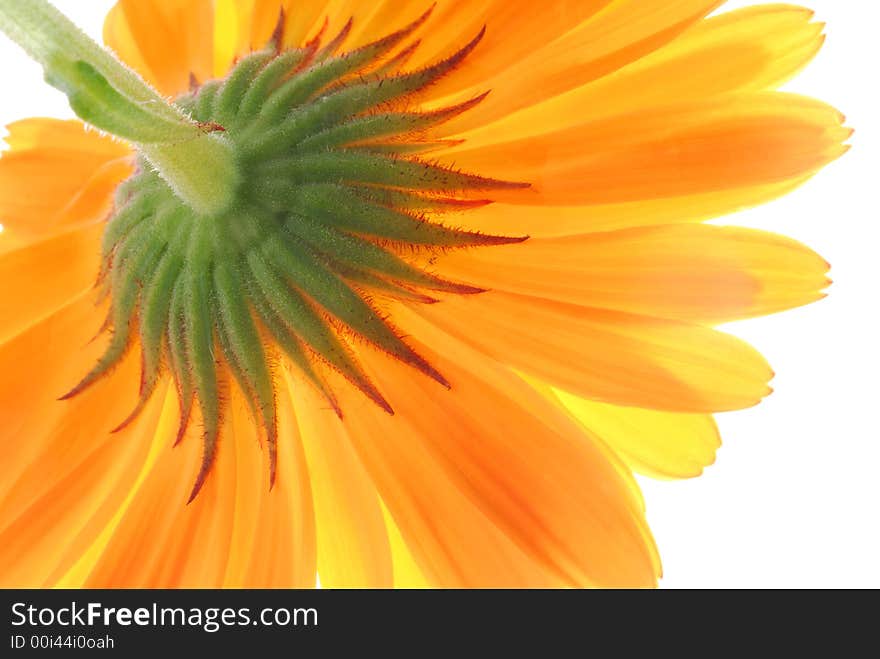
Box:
140;138;240;218
0;0;239;216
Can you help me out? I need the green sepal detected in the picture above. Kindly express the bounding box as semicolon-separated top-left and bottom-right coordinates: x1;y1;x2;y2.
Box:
167;279;196;445
62;209;176;400
242;269;343;418
111;245;185;433
237;49;308;120
213;50;274;127
182;220;222;502
193;80;223;123
260;231;449;386
285;183;522;248
336;264;439;305
138;247;185;387
283;212;482;294
257;8;431;123
246;251;392;414
212;259;278;484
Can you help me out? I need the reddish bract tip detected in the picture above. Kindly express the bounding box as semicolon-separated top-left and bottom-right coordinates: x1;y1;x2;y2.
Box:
110;402;145;434
473;233;530;246
354;4;434;60
427;91;491;124
269;7;286;52
174;397;193;447
382;39;422;73
321;17;353;58
306;16;329;51
358;379;395;416
266;425;278;491
58;375;92;402
187;433;219;504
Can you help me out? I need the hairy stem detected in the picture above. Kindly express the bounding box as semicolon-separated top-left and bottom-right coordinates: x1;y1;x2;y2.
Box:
0;0;239;215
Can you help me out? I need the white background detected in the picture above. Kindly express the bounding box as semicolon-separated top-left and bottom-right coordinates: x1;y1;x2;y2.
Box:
1;1;877;588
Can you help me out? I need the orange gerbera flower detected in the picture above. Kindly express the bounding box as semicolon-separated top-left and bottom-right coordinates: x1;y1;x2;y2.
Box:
0;0;847;588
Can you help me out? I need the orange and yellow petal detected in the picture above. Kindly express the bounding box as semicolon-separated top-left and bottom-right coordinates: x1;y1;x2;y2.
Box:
452;93;849;207
555;391;721;479
289;371;394;588
104;0;215;96
0;295;110;498
75;386;316;588
2;385;165;588
438;224;830;324
380;503;432;588
457;176;815;238
416;292;773;413
213;0;326;74
0;225;104;345
448;93;847;237
0;291;316;587
0;294;140;587
339;312;660;588
442;4;824;137
0;119;131;250
433;0;724;132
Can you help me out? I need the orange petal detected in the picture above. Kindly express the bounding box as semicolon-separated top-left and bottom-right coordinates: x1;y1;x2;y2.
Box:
0;293;145;587
214;0;345;76
0;382;160;588
215;1;300;74
444;4;825;141
0;119;130;249
432;0;724;132
415;291;774;413
555;390;721;479
380;501;432;588
406;1;614;92
0;258;312;590
77;383;316;588
335;311;659;587
437;224;830;323
0;294;110;503
213;0;714;101
224;380;317;588
79;389;218;587
310;404;556;587
0;224;103;346
449;93;850;207
456;176;813;238
104;0;215;96
287;370;393;588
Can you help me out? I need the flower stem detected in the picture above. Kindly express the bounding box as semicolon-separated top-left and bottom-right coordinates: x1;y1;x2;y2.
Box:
0;0;239;216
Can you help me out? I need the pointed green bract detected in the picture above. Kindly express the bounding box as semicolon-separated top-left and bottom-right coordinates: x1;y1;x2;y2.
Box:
253;150;526;193
295;94;489;154
167;280;195;445
238;49;307;120
285;183;522;247
213;50;274;127
257;8;432;124
282;213;483;294
212;259;278;481
61;14;530;498
137;248;184;389
246;252;392;414
193;80;223;123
